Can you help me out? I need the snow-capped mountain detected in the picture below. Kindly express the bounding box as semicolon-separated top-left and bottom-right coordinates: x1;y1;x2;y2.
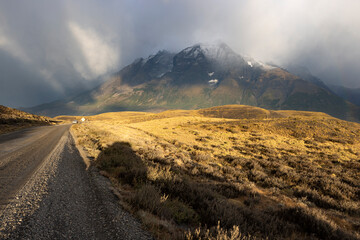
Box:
178;43;243;68
27;42;360;121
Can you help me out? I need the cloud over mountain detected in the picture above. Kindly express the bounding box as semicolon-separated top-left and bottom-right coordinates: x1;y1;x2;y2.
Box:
0;0;359;107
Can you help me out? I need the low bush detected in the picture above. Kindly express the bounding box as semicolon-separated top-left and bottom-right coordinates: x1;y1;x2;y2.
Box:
96;142;147;186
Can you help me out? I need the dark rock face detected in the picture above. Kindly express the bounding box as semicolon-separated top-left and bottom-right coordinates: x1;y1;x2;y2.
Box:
115;50;175;86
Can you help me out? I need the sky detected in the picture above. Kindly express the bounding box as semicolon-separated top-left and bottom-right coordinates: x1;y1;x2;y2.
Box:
0;0;359;107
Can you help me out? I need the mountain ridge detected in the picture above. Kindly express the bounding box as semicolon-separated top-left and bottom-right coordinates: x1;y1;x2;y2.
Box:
328;84;360;107
25;42;360;121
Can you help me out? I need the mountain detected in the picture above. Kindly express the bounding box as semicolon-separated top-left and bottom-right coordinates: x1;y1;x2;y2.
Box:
328;84;360;107
284;64;332;91
26;42;360;121
0;105;52;134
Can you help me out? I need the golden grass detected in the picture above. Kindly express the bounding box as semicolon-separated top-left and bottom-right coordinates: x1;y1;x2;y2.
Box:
0;105;53;134
71;105;360;239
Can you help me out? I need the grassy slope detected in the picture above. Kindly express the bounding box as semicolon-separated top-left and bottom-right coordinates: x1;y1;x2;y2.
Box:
0;105;52;134
71;105;360;239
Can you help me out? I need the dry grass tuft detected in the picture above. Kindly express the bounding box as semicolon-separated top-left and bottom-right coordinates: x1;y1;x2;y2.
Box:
185;222;256;240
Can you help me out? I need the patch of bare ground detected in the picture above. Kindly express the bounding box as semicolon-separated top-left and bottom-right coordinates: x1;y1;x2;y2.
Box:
71;105;360;240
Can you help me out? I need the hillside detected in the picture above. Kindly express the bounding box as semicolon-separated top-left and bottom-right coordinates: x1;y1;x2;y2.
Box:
71;105;360;239
26;43;360;122
0;105;52;134
329;84;360;107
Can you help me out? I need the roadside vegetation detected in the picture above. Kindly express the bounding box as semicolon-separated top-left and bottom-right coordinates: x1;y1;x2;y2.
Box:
0;105;53;135
71;105;360;239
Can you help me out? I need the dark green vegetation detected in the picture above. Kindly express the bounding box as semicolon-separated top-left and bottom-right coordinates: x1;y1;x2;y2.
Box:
26;43;360;122
0;105;52;134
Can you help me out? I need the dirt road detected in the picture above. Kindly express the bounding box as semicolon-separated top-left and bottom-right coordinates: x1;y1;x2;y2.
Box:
0;125;151;239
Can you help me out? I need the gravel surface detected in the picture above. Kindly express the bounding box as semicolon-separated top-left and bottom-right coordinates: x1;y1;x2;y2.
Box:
0;125;152;239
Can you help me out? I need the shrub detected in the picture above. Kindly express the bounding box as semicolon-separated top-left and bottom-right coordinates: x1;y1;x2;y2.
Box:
161;198;200;225
132;184;162;213
132;185;200;225
96;142;147;186
277;206;357;240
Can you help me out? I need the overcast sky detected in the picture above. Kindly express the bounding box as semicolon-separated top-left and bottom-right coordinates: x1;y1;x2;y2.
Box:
1;0;359;107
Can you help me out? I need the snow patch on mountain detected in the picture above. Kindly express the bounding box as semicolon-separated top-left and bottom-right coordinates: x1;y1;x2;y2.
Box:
157;72;167;78
243;56;276;70
178;42;244;70
208;72;214;77
258;62;276;70
198;43;241;63
208;79;218;86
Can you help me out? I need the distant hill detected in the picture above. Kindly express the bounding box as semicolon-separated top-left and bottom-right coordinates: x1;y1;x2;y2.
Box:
328;84;360;107
0;105;52;134
26;42;360;122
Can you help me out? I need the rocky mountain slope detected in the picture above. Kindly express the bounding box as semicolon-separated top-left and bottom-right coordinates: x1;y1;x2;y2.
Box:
26;43;360;121
328;84;360;107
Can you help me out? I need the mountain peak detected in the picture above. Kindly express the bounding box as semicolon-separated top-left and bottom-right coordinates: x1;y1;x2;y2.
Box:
181;42;237;60
124;49;175;84
175;42;245;72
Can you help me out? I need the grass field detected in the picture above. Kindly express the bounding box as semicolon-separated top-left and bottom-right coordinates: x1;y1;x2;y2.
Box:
71;105;360;239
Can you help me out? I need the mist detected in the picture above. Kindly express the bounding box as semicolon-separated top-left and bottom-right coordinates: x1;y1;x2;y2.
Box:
0;0;359;107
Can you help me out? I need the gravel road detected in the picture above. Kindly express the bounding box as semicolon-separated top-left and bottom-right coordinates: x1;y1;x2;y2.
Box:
0;125;152;239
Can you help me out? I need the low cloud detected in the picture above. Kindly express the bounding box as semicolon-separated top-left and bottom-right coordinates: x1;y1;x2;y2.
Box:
0;28;30;63
69;21;119;79
0;0;359;107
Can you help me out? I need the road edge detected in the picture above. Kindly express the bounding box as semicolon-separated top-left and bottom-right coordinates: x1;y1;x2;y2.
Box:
69;127;92;169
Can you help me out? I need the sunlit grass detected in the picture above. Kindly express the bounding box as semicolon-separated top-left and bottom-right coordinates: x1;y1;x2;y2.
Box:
0;105;52;134
71;105;360;239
